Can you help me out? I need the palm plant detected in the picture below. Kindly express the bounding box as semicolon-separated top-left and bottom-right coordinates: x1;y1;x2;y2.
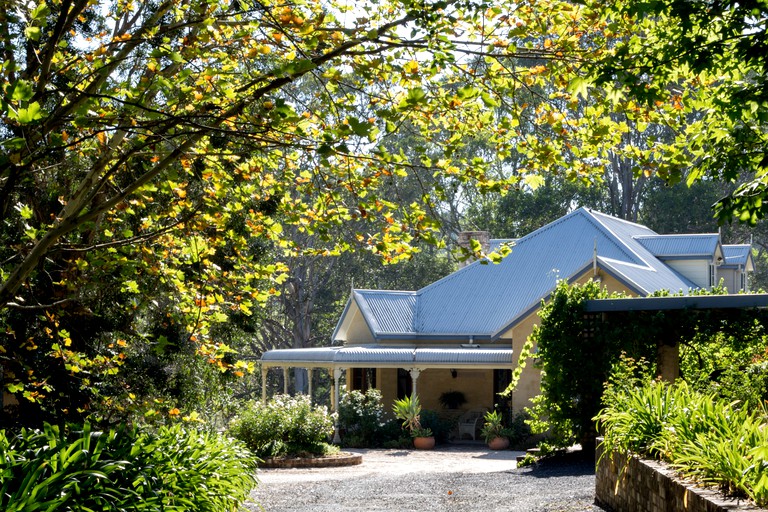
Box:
392;395;433;438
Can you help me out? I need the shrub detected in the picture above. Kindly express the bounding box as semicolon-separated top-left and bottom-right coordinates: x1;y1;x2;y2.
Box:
525;280;649;452
229;394;335;458
505;411;531;447
0;422;258;511
338;389;384;447
419;409;452;443
337;389;404;448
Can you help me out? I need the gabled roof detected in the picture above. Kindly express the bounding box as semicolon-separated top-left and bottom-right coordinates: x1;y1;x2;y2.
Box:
722;244;754;270
353;290;417;335
333;208;716;343
634;234;722;260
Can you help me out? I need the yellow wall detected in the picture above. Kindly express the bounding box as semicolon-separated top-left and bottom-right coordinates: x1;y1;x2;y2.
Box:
416;368;495;412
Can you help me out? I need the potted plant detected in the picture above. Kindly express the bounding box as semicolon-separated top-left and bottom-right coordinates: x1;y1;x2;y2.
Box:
480;410;511;450
438;390;467;410
392;395;435;449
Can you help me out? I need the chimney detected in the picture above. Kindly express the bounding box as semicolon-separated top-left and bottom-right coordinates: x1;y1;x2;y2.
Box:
457;231;490;268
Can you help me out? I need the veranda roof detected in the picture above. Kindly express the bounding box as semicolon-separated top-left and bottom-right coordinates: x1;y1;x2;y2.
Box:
260;345;515;369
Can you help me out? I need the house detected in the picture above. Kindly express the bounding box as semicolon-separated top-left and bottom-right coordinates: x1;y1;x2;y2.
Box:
260;208;754;425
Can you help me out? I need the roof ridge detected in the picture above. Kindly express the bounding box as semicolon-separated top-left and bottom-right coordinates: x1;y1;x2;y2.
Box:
355;289;418;295
586;208;650;230
580;209;654;268
634;233;719;239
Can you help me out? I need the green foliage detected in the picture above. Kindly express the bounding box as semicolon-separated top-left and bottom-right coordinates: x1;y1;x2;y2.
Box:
590;0;768;223
480;410;505;444
681;326;768;410
526;280;645;450
417;409;449;442
392;394;434;438
0;423;258;511
597;380;768;506
228;394;334;458
392;394;423;433
479;409;530;446
516;453;539;468
527;281;768;452
337;389;402;448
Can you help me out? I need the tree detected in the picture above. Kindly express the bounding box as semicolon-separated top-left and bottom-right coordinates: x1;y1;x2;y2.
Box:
0;0;684;425
589;0;768;224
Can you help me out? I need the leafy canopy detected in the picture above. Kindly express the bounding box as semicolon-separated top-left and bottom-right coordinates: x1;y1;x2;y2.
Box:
0;0;696;423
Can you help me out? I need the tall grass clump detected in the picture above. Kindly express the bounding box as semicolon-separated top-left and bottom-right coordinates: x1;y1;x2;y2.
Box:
0;422;258;511
598;375;768;507
229;394;335;458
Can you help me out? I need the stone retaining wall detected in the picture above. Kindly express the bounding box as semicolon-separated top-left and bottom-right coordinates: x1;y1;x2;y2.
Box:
595;442;765;512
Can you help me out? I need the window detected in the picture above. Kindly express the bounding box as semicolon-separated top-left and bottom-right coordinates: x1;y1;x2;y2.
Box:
709;264;716;288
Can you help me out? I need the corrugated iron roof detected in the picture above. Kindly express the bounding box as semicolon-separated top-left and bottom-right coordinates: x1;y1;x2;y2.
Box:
334;208;740;343
353;290;417;334
723;244;751;266
634;234;721;258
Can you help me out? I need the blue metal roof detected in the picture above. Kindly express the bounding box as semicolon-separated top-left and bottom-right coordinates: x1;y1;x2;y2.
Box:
634;234;721;258
353;290;417;334
723;244;751;266
335;208;731;342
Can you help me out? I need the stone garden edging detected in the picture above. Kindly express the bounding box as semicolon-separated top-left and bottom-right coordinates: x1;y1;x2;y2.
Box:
259;452;363;469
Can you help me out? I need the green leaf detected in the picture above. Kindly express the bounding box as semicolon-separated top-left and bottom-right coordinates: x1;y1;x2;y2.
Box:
31;2;50;22
480;92;500;108
24;26;42;41
347;117;372;137
1;137;27;150
11;81;35;102
457;85;479;99
18;204;34;220
405;87;427;105
17;102;43;124
567;76;591;99
6;383;24;393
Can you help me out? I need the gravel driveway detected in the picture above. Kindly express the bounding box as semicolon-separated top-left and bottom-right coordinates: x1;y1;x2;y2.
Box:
248;445;608;511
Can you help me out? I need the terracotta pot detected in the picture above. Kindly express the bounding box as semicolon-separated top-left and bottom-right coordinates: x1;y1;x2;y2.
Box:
413;436;436;450
488;437;510;450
